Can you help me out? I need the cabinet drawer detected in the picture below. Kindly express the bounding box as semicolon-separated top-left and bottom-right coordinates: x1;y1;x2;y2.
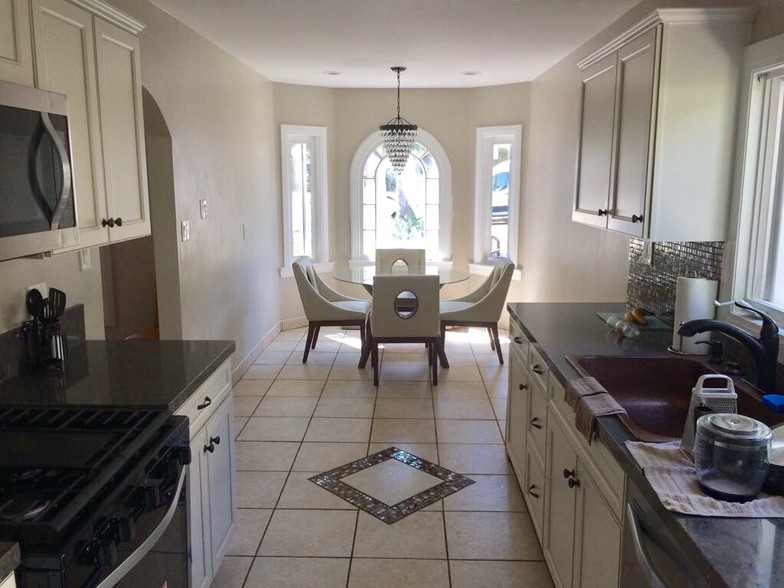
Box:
525;448;546;540
528;381;547;460
528;346;549;391
509;321;529;366
176;359;232;435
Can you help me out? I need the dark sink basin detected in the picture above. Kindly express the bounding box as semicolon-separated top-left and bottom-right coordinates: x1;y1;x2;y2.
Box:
567;355;784;441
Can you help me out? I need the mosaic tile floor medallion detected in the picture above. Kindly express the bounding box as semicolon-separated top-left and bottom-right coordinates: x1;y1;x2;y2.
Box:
309;447;475;524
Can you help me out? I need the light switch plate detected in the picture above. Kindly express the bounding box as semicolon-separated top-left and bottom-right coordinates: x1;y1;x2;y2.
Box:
27;282;46;296
181;220;190;242
641;240;653;265
79;249;91;271
199;199;208;219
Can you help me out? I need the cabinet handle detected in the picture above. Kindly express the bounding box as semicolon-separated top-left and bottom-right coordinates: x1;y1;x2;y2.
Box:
597;208;607;216
210;435;221;446
532;364;544;375
631;214;643;224
513;336;524;344
204;442;215;453
101;218;114;228
563;468;575;479
518;383;527;391
527;485;540;499
197;396;212;410
530;417;543;430
115;217;123;227
568;477;581;489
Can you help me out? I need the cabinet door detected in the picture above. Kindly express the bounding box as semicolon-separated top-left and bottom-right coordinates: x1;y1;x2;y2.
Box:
0;0;33;85
188;428;211;588
573;460;621;588
93;18;150;242
506;352;529;484
544;414;578;588
31;0;107;250
573;52;617;228
205;395;237;572
607;27;659;238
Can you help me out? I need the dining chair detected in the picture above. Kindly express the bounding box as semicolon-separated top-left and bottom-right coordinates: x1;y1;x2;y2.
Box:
376;248;426;272
292;256;370;364
439;257;515;366
368;274;441;386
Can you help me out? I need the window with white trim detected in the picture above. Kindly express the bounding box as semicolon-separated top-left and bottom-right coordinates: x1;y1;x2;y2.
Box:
350;129;452;262
473;125;521;263
735;59;784;325
281;125;328;267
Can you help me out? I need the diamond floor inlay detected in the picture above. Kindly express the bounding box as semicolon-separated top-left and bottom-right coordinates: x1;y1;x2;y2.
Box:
309;447;475;524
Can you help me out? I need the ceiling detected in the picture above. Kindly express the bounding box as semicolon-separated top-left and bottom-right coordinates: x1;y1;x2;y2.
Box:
148;0;640;88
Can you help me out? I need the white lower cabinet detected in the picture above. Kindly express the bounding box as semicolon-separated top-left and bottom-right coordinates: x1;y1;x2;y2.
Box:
177;359;236;588
506;347;529;484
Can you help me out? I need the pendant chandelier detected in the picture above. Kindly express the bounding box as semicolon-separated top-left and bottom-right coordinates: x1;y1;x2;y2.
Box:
380;66;417;174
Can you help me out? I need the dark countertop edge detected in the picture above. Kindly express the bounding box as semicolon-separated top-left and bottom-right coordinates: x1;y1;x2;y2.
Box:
507;304;737;588
0;542;20;583
166;341;236;412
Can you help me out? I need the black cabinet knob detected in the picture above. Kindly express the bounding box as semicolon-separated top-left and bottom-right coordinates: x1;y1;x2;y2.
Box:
597;209;607;216
568;477;581;489
532;364;544;375
210;436;221;446
114;217;123;227
527;485;540;499
117;517;135;543
101;218;114;228
530;417;543;430
518;383;527;391
563;468;575;479
204;442;215;453
631;214;643;224
97;541;117;567
513;336;523;344
197;396;212;410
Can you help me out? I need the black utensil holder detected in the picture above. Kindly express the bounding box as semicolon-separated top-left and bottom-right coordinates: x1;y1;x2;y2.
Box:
20;319;67;374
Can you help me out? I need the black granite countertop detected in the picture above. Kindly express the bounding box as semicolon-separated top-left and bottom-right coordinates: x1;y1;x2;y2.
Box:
507;302;784;588
0;542;19;583
0;340;235;412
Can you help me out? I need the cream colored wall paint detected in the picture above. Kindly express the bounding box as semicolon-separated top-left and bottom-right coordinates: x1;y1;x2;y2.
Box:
0;251;105;338
109;0;279;365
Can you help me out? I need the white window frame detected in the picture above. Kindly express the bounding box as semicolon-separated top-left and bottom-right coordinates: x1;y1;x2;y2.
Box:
349;128;452;263
472;125;522;266
280;125;329;274
726;32;784;334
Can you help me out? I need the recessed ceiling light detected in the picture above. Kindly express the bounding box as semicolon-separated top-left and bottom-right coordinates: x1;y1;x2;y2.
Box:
463;71;480;76
322;71;341;76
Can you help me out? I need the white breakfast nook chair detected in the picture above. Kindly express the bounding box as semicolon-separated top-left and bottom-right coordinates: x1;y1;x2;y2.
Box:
439;257;515;366
367;274;441;386
292;256;370;364
375;248;426;271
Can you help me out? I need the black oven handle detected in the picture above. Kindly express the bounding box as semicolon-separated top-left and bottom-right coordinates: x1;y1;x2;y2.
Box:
40;112;73;230
95;466;186;588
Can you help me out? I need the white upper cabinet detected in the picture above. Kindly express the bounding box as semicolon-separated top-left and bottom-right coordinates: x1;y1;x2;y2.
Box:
1;0;149;252
573;8;754;242
0;0;33;85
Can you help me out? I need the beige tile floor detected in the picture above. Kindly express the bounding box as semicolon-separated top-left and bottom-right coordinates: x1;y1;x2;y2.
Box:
213;327;553;588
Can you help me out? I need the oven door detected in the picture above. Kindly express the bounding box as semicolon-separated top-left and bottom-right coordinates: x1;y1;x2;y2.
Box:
98;467;188;588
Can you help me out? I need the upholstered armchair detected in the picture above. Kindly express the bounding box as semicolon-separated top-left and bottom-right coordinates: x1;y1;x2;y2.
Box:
375;248;426;272
292;256;370;364
368;274;441;385
439;257;514;365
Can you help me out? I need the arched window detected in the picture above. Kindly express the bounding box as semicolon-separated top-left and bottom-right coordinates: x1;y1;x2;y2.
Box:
350;129;452;261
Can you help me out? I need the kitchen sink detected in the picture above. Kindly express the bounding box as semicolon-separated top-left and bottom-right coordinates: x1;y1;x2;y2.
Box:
567;355;784;441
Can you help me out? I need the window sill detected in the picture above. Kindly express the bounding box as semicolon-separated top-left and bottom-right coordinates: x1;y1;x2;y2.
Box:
279;261;334;279
469;262;522;281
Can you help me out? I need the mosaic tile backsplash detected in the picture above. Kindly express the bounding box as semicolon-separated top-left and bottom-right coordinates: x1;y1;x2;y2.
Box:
626;239;724;320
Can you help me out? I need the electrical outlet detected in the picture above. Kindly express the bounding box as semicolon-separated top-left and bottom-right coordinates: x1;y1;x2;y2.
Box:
181;220;190;242
199;199;208;219
27;282;47;296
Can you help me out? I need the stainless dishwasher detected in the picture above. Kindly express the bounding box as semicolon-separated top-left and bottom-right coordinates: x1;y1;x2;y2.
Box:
621;478;709;588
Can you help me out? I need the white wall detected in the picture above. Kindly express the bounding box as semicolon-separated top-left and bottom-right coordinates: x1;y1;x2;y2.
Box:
110;0;280;369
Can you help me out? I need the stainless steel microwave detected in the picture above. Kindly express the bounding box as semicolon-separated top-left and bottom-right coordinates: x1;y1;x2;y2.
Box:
0;80;78;262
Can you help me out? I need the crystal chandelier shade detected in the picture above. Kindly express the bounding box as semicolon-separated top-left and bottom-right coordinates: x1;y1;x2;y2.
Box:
380;66;418;174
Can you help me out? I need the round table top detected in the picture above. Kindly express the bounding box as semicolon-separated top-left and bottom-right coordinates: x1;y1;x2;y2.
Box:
333;265;471;287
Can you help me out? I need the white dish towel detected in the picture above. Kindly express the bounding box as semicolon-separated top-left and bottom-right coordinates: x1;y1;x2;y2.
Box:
625;440;784;517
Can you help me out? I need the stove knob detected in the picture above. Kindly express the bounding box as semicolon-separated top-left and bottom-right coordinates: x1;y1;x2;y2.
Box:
141;485;160;510
97;541;117;567
117;517;135;542
177;445;192;465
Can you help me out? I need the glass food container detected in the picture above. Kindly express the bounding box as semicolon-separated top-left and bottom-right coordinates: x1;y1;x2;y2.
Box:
694;413;772;502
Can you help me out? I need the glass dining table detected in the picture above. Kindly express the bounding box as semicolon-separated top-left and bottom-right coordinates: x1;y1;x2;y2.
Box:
332;265;470;292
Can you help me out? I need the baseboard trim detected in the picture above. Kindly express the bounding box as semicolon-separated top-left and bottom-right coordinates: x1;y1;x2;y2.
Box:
231;316;308;383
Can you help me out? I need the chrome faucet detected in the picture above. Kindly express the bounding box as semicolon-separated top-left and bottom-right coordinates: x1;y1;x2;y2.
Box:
677;300;780;394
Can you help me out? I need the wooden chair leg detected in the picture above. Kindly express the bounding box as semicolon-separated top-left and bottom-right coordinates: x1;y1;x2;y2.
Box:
438;323;450;368
357;321;368;368
303;324;315;363
488;327;496;351
372;343;379;386
431;339;438;385
311;325;321;349
491;325;504;365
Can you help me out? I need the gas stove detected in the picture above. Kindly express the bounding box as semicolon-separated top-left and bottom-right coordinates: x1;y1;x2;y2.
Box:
0;406;190;587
